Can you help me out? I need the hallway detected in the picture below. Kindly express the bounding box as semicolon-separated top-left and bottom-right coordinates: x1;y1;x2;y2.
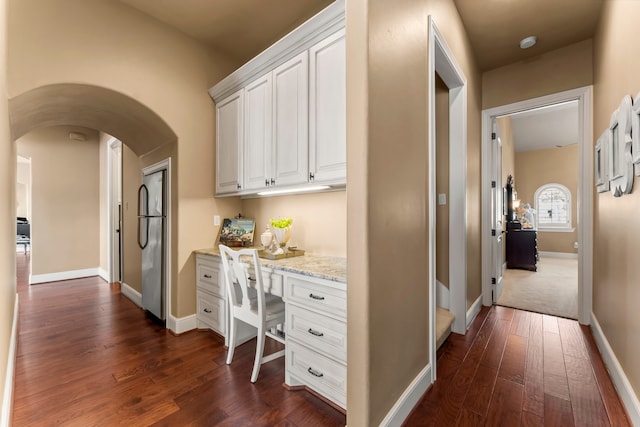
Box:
11;254;630;425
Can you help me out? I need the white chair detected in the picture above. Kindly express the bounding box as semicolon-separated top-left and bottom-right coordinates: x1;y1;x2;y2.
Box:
218;245;285;382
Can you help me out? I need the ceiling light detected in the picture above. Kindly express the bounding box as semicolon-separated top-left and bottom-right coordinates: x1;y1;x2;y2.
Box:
257;185;330;196
519;36;537;49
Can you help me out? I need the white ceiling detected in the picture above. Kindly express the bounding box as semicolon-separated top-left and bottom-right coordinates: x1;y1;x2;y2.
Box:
506;101;579;153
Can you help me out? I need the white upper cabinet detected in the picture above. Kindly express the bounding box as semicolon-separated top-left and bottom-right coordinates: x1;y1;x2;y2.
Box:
272;52;309;188
216;89;243;195
243;73;273;191
309;29;346;184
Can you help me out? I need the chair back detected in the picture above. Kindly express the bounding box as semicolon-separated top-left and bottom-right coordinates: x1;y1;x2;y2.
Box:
218;245;266;320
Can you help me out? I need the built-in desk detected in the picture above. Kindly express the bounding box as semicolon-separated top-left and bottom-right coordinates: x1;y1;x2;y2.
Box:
193;247;347;410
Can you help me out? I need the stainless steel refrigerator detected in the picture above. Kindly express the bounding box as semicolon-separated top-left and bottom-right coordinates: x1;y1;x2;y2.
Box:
138;169;166;321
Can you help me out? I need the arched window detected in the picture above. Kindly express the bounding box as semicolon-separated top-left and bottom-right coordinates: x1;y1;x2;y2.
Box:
534;183;573;231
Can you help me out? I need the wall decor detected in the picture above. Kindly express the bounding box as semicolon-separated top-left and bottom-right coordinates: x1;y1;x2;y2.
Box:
595;129;610;193
632;92;640;176
608;95;633;197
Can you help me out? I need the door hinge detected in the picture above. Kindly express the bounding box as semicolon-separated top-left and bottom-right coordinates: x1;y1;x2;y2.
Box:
491;277;496;285
491;132;497;140
491;229;496;236
491;180;496;188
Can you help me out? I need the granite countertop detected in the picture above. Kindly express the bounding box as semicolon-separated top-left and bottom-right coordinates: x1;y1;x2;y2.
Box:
194;247;347;283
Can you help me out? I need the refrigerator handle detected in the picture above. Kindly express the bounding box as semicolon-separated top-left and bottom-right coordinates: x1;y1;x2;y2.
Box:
137;184;149;249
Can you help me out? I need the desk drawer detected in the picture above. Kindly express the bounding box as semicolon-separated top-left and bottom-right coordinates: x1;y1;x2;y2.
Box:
287;341;346;409
287;304;346;362
286;276;346;319
197;290;225;334
197;263;224;297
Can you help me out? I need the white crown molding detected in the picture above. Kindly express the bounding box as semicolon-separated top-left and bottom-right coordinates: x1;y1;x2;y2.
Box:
209;0;345;103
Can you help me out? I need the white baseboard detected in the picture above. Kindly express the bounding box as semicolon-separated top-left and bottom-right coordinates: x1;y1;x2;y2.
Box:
590;312;640;425
379;363;432;427
98;268;110;283
168;314;197;334
466;295;483;329
121;282;142;307
30;267;100;284
1;295;18;427
538;251;578;259
436;280;449;309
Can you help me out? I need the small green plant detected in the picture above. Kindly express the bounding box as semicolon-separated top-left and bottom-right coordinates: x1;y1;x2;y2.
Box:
270;217;293;229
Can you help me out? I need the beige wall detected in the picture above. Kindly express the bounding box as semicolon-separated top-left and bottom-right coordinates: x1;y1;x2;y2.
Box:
99;134;108;276
122;144;142;292
0;0;15;417
593;0;640;402
346;0;482;424
436;75;450;287
497;116;515;262
16;156;30;219
8;0;240;318
241;191;346;257
483;39;593;110
515;145;578;253
16;126;100;276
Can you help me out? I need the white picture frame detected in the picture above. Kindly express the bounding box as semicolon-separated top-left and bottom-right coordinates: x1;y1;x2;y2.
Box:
632;92;640;175
595;129;610;193
608;95;633;197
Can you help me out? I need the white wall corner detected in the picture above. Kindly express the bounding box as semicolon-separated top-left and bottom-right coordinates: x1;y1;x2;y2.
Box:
436;280;450;309
379;363;432;427
590;313;640;425
1;295;19;427
466;295;483;329
120;282;142;307
98;268;110;283
168;314;197;335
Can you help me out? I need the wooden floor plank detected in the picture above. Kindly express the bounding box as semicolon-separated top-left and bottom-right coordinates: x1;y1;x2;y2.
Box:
543;331;570;400
558;317;589;360
511;309;531;338
523;312;544;416
462;365;499;417
484;377;524;426
544;394;575;427
498;334;527;385
480;318;512;370
543;314;559;334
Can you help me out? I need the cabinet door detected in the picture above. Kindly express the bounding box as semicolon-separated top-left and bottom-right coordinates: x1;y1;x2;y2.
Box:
244;74;273;190
272;51;309;187
216;89;243;195
309;29;346;184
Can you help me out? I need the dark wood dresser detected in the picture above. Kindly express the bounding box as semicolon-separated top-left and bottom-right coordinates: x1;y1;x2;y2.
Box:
506;229;538;271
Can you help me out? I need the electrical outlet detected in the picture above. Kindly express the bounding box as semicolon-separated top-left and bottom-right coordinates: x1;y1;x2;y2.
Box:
214;215;220;226
438;193;447;205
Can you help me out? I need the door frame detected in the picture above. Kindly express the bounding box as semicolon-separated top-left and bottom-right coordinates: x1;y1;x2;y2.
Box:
107;137;122;283
142;159;172;328
428;17;467;383
480;86;593;324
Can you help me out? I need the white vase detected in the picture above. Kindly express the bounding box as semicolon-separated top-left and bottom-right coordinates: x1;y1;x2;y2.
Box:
260;227;273;249
272;227;290;247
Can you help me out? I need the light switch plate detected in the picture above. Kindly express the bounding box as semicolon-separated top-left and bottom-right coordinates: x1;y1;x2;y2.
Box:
214;215;220;226
438;194;447;205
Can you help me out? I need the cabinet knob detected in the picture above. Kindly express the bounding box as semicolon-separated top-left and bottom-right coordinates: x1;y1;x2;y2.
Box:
309;172;315;181
203;274;212;279
203;308;212;313
237;184;242;190
265;179;269;187
270;178;275;185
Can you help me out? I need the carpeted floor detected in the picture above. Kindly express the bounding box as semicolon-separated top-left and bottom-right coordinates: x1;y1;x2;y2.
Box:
497;256;578;319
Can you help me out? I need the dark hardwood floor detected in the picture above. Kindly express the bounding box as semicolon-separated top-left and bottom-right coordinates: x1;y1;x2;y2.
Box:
12;253;631;426
405;304;631;426
12;253;345;426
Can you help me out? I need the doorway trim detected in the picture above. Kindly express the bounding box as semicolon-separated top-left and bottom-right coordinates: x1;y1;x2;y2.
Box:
481;86;593;325
428;17;467;380
142;158;172;330
106;137;122;283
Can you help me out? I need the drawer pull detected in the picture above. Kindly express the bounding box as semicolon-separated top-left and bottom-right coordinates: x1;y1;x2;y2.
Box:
203;274;212;279
309;293;325;301
307;367;324;378
203;308;212;313
307;328;324;337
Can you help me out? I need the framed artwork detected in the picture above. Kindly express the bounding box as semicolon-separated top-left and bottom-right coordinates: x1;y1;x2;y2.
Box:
632;92;640;175
608;95;633;197
218;218;255;247
595;129;610;193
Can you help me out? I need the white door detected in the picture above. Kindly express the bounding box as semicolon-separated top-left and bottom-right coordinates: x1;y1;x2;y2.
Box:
309;29;346;183
272;51;309;187
491;121;504;303
216;89;244;194
244;73;273;190
109;140;123;283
